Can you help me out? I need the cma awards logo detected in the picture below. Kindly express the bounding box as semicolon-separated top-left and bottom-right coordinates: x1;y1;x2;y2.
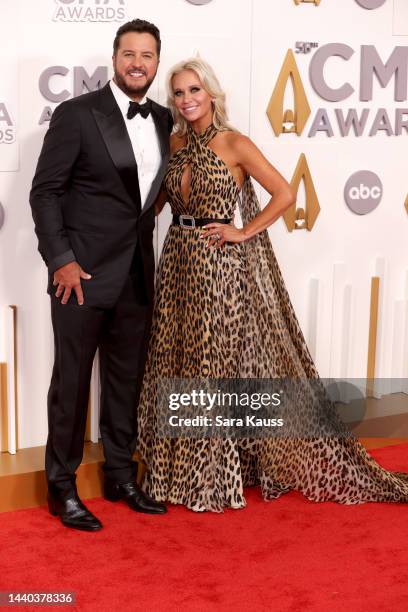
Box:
38;66;108;123
285;154;320;232
53;0;126;22
0;102;16;144
267;45;408;138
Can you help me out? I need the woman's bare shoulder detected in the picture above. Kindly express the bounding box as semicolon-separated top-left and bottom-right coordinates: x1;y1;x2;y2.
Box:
216;130;255;163
218;130;252;150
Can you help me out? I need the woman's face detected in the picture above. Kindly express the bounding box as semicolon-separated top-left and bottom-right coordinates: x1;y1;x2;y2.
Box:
172;69;213;125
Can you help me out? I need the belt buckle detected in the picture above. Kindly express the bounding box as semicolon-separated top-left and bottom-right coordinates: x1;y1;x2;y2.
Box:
179;215;196;229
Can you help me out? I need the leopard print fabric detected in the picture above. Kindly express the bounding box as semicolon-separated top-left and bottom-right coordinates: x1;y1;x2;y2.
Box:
137;123;408;512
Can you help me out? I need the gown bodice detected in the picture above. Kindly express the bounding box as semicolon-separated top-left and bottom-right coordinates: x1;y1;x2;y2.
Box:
164;123;240;219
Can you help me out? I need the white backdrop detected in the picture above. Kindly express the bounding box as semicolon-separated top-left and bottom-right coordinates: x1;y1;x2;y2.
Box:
0;0;407;449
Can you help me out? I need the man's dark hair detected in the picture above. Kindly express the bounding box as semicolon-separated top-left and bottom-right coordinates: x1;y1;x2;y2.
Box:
113;19;161;56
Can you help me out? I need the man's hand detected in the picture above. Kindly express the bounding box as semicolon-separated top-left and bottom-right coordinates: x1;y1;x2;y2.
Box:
53;262;92;305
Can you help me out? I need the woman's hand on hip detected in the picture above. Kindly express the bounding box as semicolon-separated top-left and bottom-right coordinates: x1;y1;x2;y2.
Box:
200;222;248;248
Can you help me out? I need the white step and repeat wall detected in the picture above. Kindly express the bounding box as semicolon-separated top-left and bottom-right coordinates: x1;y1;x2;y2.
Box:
0;0;407;449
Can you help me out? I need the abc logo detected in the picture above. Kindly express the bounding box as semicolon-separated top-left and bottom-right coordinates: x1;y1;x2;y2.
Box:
344;171;383;215
355;0;387;9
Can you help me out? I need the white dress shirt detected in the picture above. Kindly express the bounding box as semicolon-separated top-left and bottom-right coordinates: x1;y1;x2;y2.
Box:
110;79;161;208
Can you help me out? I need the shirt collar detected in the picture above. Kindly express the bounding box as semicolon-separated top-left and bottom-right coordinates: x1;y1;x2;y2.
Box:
110;79;148;117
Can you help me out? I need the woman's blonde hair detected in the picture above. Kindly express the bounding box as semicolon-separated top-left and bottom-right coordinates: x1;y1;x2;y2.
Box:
166;57;234;136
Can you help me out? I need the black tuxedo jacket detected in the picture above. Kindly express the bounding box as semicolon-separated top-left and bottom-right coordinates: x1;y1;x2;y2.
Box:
30;83;172;308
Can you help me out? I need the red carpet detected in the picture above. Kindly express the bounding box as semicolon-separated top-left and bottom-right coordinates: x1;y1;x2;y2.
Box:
1;444;408;612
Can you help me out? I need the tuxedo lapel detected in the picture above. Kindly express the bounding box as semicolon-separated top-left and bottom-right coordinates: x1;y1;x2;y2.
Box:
141;102;170;216
91;84;142;212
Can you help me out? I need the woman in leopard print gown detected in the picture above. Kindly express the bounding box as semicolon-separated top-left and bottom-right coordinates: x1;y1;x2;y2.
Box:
137;58;408;512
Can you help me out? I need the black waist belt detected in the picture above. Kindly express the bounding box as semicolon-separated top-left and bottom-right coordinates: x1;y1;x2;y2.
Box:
172;215;232;228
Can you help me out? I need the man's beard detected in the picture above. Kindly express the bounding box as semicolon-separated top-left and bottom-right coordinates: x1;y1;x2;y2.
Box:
113;69;156;100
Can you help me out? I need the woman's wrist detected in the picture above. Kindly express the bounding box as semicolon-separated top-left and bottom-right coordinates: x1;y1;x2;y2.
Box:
240;226;254;241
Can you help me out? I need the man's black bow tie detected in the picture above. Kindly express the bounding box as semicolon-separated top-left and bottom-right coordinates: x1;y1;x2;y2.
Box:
127;100;152;120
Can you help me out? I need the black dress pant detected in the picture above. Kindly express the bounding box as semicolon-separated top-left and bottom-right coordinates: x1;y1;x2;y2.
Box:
46;275;150;496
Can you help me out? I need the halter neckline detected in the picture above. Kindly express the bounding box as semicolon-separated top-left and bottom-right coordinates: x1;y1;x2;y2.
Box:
187;122;219;147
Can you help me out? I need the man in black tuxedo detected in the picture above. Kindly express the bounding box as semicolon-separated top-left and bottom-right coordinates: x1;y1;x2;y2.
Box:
30;19;172;531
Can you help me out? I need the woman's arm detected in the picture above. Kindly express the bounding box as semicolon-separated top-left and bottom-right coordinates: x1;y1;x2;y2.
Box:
202;134;296;246
235;135;296;239
153;133;186;216
154;188;169;216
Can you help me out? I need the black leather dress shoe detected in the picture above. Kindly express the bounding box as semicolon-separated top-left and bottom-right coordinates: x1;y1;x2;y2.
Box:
104;481;167;515
48;492;103;532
